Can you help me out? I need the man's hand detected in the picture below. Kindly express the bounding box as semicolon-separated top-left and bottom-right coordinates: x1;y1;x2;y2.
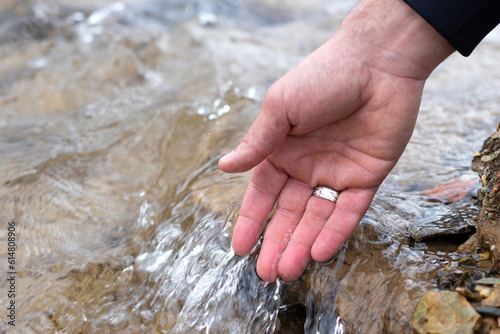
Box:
219;0;454;281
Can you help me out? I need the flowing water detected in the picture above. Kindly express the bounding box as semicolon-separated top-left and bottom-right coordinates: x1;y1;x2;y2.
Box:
0;0;499;333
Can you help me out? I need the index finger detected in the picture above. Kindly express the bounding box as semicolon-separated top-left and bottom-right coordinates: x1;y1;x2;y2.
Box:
232;159;288;255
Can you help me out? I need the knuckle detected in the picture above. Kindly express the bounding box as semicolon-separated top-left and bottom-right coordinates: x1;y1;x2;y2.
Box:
263;82;285;111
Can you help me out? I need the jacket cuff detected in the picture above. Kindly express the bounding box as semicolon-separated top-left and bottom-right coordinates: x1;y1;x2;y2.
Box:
402;0;500;56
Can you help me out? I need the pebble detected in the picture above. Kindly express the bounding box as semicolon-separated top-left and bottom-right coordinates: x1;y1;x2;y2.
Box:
474;284;492;299
475;278;500;285
413;291;481;334
474;306;500;318
482;284;500;307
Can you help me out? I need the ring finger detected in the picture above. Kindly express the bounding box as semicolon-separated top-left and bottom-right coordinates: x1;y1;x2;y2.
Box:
276;190;337;281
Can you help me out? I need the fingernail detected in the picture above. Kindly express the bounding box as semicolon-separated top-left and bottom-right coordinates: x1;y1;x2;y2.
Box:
220;150;235;163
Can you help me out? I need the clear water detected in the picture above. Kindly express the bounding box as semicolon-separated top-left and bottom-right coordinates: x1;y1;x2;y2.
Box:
0;0;499;333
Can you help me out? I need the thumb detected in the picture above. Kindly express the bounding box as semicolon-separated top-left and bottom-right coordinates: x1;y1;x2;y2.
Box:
219;88;291;173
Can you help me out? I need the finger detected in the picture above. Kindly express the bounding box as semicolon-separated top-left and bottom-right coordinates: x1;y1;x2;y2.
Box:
311;187;378;263
218;84;291;173
256;178;312;282
277;195;336;281
232;159;288;256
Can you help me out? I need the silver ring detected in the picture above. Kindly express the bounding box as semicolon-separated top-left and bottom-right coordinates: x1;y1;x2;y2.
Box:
312;186;340;203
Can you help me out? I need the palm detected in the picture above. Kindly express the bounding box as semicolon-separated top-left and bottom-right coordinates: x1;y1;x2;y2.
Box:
269;102;411;191
220;37;426;281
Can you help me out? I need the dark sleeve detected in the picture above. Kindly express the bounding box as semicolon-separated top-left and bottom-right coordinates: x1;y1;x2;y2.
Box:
402;0;500;56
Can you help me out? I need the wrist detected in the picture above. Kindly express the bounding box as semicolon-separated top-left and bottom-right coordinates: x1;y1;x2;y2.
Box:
337;0;455;80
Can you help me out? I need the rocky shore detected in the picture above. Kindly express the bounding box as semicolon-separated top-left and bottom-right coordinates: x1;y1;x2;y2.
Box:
413;123;500;334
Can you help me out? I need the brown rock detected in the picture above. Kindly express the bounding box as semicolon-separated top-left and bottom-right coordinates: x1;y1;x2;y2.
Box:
482;284;500;307
458;234;478;254
413;291;481;334
471;124;500;265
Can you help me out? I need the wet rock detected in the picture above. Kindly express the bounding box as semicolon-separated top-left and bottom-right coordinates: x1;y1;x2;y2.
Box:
482;284;500;307
435;265;492;291
475;277;500;285
482;317;500;333
456;286;482;301
423;178;478;204
477;259;493;270
407;202;478;241
458;234;478;254
436;267;472;290
475;306;500;318
413;291;481;334
474;284;492;299
459;256;477;267
472;123;500;265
